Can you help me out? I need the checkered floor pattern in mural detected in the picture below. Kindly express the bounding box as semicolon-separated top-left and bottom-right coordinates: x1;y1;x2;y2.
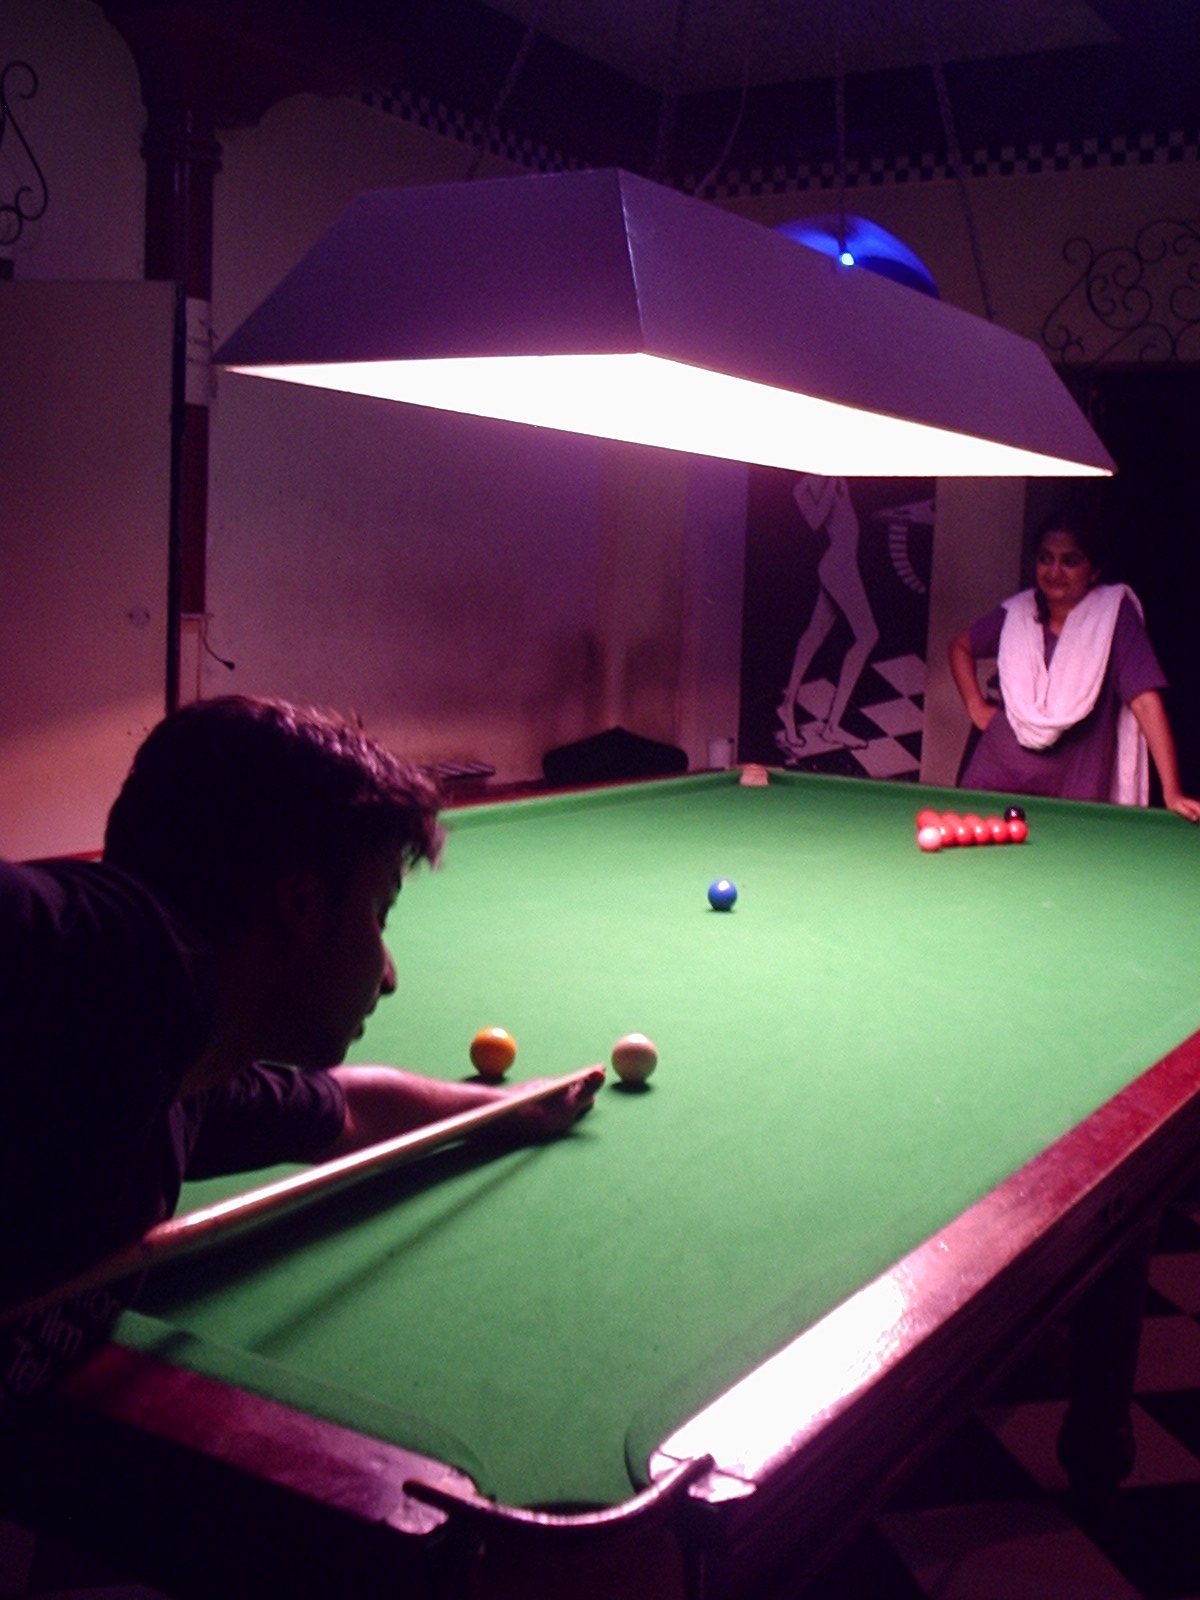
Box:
773;652;928;782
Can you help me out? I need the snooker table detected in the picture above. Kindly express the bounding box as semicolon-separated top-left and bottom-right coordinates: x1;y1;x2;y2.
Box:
9;769;1200;1599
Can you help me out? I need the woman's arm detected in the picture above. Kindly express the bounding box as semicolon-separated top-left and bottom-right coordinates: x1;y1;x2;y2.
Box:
1129;690;1200;821
948;629;998;733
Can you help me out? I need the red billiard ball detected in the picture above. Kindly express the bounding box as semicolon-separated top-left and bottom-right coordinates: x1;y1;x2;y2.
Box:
469;1027;517;1079
916;808;942;830
940;812;961;845
1007;817;1029;843
987;816;1009;844
959;813;983;845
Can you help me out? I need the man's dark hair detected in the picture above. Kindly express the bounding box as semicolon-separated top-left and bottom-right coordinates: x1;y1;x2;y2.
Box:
104;697;443;937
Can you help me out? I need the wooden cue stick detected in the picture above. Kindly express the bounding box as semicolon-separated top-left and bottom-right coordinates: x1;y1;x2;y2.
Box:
1;1064;604;1328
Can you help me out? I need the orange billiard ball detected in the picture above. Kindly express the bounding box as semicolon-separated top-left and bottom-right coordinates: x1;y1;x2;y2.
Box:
469;1027;517;1080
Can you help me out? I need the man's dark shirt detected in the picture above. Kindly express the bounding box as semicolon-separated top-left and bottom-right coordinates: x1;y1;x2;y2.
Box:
0;858;344;1406
1;858;215;1304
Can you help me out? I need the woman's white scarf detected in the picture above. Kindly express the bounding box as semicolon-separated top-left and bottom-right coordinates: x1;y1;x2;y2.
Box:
997;583;1148;805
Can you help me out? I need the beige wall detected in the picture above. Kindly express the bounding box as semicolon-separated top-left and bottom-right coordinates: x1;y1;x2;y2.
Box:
1;0;144;279
205;375;608;775
920;480;1027;785
205;367;745;779
730;157;1200;341
212;94;507;344
0;281;175;857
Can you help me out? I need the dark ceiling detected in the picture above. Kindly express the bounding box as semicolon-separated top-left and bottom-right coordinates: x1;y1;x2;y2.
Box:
101;0;1200;186
480;0;1122;94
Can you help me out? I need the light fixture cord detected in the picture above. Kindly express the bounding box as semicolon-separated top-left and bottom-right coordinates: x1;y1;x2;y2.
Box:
835;1;848;257
650;0;690;183
695;0;763;196
465;9;543;179
694;43;752;192
925;0;994;319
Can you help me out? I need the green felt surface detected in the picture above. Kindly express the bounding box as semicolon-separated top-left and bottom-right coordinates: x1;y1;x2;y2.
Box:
128;772;1200;1511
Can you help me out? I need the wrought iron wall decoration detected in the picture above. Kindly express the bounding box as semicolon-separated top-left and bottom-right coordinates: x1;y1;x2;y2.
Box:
1042;219;1200;367
1;60;48;251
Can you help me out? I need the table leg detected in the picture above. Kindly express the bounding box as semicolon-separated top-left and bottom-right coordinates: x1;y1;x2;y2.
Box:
1056;1218;1158;1504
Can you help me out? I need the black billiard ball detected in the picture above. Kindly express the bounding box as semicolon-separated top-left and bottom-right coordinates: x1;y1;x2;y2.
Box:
1003;805;1026;823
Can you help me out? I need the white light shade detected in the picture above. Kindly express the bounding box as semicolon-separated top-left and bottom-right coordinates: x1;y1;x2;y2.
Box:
216;169;1114;479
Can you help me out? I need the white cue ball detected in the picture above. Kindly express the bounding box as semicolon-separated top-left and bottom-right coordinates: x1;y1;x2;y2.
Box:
611;1032;658;1084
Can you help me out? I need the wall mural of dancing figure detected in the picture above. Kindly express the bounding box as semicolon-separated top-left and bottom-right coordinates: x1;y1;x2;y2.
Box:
739;470;934;782
776;475;879;758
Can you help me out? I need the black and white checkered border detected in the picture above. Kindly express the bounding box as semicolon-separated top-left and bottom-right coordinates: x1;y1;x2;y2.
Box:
359;87;571;174
683;128;1200;198
357;90;1198;196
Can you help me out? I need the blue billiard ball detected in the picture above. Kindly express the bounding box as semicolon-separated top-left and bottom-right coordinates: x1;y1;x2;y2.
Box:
708;877;737;911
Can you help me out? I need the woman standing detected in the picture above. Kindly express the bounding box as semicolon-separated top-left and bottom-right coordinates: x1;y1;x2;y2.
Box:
949;515;1200;819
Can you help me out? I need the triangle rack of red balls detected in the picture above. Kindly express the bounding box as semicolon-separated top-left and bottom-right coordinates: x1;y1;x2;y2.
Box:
915;806;1027;852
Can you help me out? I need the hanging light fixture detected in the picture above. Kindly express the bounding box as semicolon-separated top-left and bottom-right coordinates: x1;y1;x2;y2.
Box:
215;167;1113;478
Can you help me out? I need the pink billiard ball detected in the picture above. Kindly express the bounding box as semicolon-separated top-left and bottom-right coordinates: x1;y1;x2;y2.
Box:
917;824;943;852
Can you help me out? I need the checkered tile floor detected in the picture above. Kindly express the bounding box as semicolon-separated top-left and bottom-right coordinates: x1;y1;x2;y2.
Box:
793;1192;1200;1600
6;1195;1200;1598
